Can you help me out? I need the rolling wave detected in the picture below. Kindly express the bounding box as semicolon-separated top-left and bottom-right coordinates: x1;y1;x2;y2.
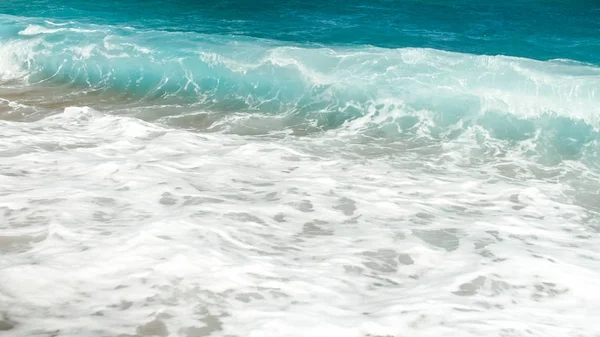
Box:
1;16;599;164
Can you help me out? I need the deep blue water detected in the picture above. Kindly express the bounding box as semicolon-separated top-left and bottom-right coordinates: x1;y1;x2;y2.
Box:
2;0;600;63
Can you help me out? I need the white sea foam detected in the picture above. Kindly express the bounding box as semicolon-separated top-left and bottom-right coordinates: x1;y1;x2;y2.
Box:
1;18;600;337
0;38;44;82
18;24;100;36
1;107;599;336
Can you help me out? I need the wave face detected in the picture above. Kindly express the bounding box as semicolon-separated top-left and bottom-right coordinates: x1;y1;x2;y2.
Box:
1;15;599;165
2;2;600;337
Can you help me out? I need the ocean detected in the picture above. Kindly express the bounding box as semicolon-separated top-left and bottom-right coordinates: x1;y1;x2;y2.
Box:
1;0;600;336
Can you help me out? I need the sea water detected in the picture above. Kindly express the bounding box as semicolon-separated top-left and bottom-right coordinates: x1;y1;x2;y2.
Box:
1;1;600;336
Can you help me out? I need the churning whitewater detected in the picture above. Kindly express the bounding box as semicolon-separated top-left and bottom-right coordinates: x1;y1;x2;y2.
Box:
1;1;600;336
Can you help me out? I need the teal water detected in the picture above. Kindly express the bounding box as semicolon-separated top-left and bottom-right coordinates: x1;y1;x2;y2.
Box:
2;0;599;166
2;0;600;63
0;1;599;165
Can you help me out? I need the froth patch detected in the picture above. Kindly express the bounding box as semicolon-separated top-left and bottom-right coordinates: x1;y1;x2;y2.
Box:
53;106;166;142
18;24;62;36
62;106;99;120
0;98;27;110
0;39;42;82
18;24;101;36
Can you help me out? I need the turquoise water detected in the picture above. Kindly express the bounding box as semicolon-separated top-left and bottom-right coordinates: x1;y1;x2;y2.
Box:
2;2;600;337
1;0;599;164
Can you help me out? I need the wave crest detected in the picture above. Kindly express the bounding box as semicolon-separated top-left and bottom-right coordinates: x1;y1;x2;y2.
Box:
1;19;599;164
